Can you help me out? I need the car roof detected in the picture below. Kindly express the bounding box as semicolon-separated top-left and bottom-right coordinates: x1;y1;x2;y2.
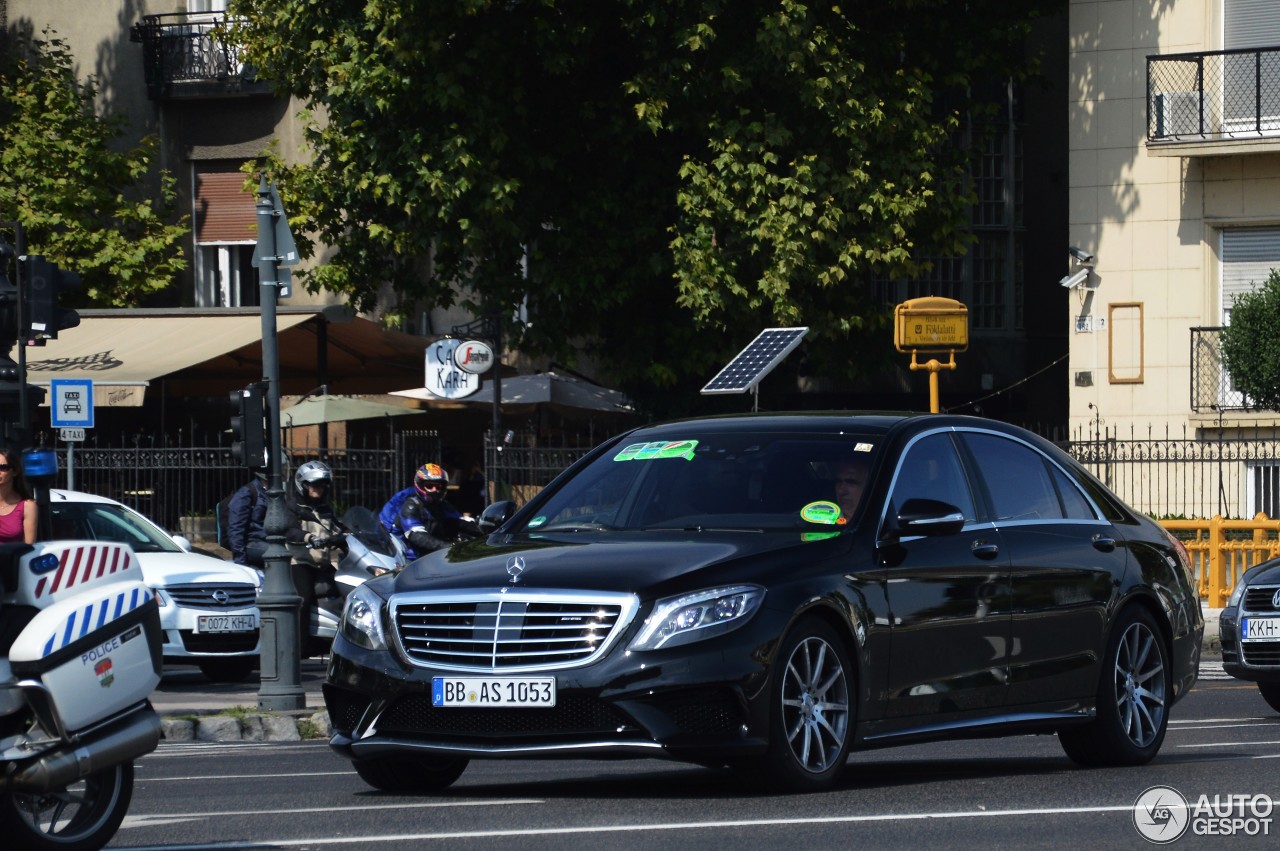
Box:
48;489;126;507
623;411;1021;440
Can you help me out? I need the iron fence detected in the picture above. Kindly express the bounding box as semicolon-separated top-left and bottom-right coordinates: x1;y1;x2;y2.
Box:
1062;422;1280;519
46;421;1280;532
51;430;441;533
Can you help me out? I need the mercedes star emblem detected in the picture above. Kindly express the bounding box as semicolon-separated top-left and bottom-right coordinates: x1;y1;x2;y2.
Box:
506;555;526;584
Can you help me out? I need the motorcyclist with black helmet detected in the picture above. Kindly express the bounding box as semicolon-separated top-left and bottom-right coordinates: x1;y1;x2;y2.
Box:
286;460;347;651
396;463;480;557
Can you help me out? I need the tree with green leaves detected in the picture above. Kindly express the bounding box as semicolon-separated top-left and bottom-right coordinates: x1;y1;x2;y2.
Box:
0;30;188;306
1221;269;1280;412
232;0;1056;413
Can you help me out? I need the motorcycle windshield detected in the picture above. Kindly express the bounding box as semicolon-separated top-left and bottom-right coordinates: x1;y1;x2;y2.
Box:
342;506;398;557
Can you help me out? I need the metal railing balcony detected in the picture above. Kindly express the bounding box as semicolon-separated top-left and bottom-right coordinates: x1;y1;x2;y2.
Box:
1190;326;1253;413
129;12;271;100
1147;47;1280;143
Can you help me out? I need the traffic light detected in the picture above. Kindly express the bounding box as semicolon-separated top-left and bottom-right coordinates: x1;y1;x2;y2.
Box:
21;255;82;344
0;242;17;345
230;382;268;469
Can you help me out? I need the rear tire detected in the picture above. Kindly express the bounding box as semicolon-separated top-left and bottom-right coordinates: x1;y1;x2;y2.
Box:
0;762;133;851
1258;682;1280;714
1059;606;1169;767
756;617;854;792
197;657;257;683
353;756;469;792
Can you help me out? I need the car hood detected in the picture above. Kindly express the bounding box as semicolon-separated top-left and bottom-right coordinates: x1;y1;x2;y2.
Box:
133;551;260;588
1241;556;1280;589
391;532;841;595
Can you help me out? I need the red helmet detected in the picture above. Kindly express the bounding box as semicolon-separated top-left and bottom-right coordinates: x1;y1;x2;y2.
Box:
414;463;449;500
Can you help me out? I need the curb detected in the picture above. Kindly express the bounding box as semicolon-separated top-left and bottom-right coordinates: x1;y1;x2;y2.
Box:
160;709;333;743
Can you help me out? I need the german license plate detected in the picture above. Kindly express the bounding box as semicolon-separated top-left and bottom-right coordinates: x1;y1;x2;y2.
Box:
1241;617;1280;642
196;614;257;633
432;677;556;707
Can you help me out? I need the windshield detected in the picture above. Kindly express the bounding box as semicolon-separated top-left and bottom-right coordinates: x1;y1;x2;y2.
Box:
517;432;879;534
342;506;398;556
49;502;184;553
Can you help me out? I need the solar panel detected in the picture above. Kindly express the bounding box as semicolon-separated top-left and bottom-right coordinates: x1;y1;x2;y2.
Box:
700;327;809;395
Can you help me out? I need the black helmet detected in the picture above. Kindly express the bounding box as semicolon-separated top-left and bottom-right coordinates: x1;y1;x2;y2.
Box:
294;460;332;498
414;463;449;500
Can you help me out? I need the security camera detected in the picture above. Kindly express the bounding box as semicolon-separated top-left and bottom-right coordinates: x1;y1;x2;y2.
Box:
1060;268;1090;289
1068;246;1096;266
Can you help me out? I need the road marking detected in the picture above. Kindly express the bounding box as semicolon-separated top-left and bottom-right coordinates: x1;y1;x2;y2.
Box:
118;799;543;830
108;800;1280;849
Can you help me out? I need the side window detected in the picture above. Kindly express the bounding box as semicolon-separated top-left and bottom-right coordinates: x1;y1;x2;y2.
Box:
963;433;1084;521
889;433;977;522
1050;465;1098;520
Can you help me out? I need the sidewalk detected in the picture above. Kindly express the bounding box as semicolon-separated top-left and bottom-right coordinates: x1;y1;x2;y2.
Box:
153;658;331;743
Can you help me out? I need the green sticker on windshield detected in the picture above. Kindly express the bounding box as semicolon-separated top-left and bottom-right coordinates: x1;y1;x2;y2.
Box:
800;501;841;525
802;531;840;542
614;439;698;462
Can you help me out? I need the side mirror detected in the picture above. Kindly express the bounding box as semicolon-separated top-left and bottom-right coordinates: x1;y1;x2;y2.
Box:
890;498;966;538
477;500;516;534
171;534;193;552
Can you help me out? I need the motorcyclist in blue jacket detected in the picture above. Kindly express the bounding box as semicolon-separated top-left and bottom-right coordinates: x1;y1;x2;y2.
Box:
397;463;480;558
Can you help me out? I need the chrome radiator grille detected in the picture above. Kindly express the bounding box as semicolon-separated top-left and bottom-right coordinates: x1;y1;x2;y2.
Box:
391;592;637;672
166;583;257;609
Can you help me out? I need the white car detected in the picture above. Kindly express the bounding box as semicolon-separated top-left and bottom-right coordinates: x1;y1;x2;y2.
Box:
46;489;261;683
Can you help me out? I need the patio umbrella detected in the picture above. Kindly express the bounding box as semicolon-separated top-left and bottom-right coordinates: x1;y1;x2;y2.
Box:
281;394;428;427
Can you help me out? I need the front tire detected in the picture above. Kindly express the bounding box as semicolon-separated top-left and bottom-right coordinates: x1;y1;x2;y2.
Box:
1258;682;1280;713
758;618;854;792
1060;606;1169;767
353;755;469;792
0;762;133;851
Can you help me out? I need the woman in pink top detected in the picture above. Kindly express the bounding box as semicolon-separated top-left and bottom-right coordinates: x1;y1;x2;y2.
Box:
0;448;37;544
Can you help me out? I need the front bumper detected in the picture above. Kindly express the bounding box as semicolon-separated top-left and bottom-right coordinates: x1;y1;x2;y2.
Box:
323;622;781;764
1220;608;1280;682
158;601;260;660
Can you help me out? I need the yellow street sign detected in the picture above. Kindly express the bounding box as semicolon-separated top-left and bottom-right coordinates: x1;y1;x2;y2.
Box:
894;296;969;353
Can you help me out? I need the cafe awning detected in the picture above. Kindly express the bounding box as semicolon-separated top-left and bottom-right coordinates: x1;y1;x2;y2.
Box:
25;308;429;406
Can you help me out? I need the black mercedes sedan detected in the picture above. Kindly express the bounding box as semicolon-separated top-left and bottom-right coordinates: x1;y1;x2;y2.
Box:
1219;556;1280;711
323;413;1203;793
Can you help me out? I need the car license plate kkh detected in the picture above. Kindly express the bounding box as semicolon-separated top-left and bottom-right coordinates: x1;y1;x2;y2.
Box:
432;677;556;707
196;614;257;633
1241;617;1280;642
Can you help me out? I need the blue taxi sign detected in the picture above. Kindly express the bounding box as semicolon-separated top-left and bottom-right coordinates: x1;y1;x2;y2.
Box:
50;378;94;428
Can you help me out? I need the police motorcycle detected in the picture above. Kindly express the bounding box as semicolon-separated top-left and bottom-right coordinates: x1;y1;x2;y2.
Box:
0;532;162;851
299;506;406;656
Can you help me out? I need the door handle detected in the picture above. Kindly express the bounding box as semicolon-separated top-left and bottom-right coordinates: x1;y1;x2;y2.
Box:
1092;535;1116;553
971;540;1000;560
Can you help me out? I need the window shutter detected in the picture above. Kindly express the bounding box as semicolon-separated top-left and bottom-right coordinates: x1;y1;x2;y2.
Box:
194;167;256;244
1222;227;1280;317
1226;0;1280;49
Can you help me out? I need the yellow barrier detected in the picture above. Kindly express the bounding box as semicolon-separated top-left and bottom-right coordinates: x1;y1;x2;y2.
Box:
1161;514;1280;607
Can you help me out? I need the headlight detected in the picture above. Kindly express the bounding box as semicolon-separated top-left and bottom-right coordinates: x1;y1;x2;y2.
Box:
150;587;172;606
340;583;388;651
629;585;764;651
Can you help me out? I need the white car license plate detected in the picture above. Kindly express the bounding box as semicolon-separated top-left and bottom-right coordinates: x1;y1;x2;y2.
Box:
432;677;556;707
1241;617;1280;642
196;614;257;634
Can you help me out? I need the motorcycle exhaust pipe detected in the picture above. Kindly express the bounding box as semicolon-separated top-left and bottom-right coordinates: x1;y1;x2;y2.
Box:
0;710;161;793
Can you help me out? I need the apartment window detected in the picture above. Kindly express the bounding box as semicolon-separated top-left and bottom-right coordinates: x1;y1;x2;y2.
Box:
1247;463;1280;519
194;164;258;307
1222;227;1280;323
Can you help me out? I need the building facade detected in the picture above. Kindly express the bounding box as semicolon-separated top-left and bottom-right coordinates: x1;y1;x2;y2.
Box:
1067;0;1280;516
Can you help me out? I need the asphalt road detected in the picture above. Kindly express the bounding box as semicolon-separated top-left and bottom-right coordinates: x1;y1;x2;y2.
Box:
107;662;1280;850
